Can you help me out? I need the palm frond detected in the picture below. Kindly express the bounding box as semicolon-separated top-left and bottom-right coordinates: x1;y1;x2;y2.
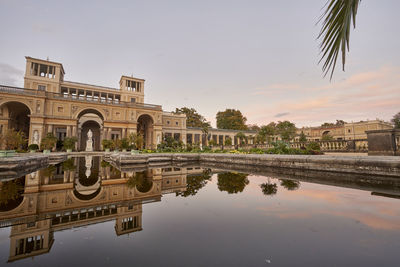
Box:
318;0;361;79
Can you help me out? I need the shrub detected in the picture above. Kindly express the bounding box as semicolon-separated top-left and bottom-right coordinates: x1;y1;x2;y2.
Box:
102;139;113;150
121;138;131;150
249;148;264;154
28;144;39;151
63;137;77;150
306;142;320;151
224;137;232;146
208;139;216;147
128;133;144;150
41;133;57;151
0;129;26;150
113;139;122;150
186;143;193;152
202;146;212;152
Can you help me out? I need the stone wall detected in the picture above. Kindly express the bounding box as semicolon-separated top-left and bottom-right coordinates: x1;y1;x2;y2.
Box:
367;129;400;156
109;153;400;177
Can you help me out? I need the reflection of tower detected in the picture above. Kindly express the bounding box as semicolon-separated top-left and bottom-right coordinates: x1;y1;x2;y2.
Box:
8;219;54;262
114;203;143;236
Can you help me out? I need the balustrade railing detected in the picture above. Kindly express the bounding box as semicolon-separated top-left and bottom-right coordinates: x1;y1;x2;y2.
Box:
0;85;162;111
209;140;369;152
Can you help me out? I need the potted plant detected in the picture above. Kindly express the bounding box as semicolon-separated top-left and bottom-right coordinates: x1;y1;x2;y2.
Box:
113;138;122;152
128;133;144;154
41;133;57;154
121;138;130;152
63;137;77;152
102;139;113;152
28;144;39;153
0;129;26;157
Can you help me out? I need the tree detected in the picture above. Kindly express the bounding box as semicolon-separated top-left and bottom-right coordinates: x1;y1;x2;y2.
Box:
255;133;266;144
247;124;260;131
174;107;210;128
0;129;26;150
128;133;144;150
299;131;307;142
224;137;232;146
216;109;248;130
318;0;361;79
276;121;296;142
336;120;346;126
392;112;400;129
321;134;334;141
217;172;249;194
201;123;210;146
235;132;247;146
40;133;57;151
63;137;77;151
258;123;276;143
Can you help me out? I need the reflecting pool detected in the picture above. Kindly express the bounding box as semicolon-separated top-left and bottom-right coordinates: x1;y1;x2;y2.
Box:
0;156;399;266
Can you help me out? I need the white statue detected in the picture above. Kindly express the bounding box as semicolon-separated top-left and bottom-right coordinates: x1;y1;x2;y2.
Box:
33;130;39;144
86;129;93;151
157;134;161;145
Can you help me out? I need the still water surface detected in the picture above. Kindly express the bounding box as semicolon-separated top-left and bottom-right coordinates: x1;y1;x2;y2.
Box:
0;156;399;266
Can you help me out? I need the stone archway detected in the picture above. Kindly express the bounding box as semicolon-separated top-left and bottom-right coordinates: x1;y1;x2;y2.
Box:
137;114;154;149
0;101;31;141
77;110;104;151
80;120;101;151
322;130;331;136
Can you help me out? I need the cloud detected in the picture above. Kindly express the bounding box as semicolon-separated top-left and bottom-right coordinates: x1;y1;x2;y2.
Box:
274;112;289;118
0;63;24;86
246;66;400;127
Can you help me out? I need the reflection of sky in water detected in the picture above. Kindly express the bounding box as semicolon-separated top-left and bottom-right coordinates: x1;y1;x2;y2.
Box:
0;173;399;266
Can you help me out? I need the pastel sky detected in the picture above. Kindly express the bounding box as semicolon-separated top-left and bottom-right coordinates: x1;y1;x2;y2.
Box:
0;0;399;127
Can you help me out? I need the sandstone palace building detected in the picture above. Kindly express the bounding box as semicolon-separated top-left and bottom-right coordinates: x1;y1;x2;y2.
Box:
0;56;192;150
0;57;259;150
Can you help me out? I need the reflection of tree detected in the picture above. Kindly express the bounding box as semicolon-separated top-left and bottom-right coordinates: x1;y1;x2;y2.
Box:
217;172;249;194
126;172;153;193
62;158;76;171
100;160;111;168
43;165;56;178
0;178;24;207
109;165;121;179
260;178;277;196
280;179;300;191
176;169;212;197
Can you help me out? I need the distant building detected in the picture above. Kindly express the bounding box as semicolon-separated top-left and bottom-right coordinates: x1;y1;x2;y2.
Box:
296;120;393;141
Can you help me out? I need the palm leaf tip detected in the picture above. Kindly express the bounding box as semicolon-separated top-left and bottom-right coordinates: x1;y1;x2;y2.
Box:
318;0;361;79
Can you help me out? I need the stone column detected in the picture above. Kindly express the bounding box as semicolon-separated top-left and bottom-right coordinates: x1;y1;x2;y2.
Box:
66;126;72;137
47;125;53;134
72;125;78;150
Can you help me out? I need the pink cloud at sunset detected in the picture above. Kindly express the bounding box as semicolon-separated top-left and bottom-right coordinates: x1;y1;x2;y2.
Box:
246;66;400;127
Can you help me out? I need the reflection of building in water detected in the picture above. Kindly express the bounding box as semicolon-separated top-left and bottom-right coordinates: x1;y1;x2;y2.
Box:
0;157;203;262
